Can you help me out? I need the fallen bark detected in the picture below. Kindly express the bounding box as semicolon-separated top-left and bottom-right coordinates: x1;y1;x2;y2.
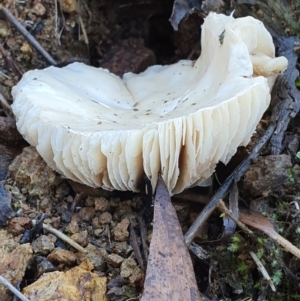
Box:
141;175;204;301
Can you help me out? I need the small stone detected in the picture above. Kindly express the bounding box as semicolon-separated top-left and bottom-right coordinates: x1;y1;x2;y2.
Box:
8;221;25;235
34;255;56;278
120;258;144;287
0;20;9;38
77;243;107;272
7;217;31;236
47;234;57;244
129;268;144;287
8;146;62;197
107;287;125;299
10;186;25;201
99;212;112;225
113;219;130;242
70;230;89;247
85;196;95;207
113;241;133;257
20;42;32;53
50;216;61;229
120;258;137;278
243;154;293;197
55;182;71;199
95;197;109;212
21;188;28;194
55;239;67;250
107;253;124;268
32;2;46;15
61;0;77;13
65;218;79;234
92;216;100;228
32;235;55;255
47;248;77;265
78;207;95;221
61;209;72;223
113;200;133;220
107;275;125;289
39;198;50;210
94;227;104;237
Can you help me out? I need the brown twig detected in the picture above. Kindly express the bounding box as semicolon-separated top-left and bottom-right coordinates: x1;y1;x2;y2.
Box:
1;7;57;66
217;200;253;236
137;215;148;264
129;221;144;270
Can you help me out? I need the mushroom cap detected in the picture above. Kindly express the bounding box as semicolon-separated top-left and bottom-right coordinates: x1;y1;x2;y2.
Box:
12;13;287;194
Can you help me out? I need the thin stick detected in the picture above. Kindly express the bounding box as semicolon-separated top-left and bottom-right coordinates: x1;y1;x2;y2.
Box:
129;222;144;270
184;123;275;246
217;199;253;236
0;275;31;301
266;229;300;259
249;251;276;292
138;215;148;263
239;210;300;260
41;222;87;253
1;8;57;66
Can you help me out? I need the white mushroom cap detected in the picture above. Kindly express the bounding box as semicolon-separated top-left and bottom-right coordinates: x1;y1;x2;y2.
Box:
12;13;287;194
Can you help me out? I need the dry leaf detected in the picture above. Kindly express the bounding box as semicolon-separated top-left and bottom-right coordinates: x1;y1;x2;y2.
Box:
141;175;203;301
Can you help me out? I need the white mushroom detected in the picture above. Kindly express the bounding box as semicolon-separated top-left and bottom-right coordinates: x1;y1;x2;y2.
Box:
12;13;287;194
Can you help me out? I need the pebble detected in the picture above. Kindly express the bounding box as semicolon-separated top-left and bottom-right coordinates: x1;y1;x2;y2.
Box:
71;230;89;247
32;235;55;255
107;253;124;268
113;218;130;242
47;248;77;265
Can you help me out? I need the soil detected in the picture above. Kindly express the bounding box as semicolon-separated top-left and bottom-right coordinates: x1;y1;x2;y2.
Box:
0;1;300;301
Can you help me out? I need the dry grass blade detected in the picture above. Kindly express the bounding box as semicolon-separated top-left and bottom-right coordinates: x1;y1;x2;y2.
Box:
239;210;300;259
249;251;276;292
141;175;203;301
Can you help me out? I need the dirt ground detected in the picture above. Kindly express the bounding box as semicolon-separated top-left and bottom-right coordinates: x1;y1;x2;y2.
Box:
1;1;300;301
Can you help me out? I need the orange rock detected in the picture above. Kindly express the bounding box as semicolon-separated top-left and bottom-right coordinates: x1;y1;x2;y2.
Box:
23;260;107;301
0;230;33;301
